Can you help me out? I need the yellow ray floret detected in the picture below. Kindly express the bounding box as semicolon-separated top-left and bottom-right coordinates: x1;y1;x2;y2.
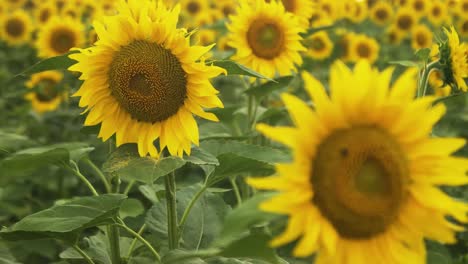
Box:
69;0;225;157
248;60;468;264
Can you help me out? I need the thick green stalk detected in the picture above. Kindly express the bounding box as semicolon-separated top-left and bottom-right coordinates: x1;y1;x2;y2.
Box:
158;151;179;249
165;171;179;250
417;60;440;98
107;225;121;264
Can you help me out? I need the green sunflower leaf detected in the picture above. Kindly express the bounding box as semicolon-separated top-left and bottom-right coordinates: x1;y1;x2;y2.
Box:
0;194;126;244
0;142;94;181
214;192;278;248
14;50;79;78
102;144;186;184
244;76;294;100
210;60;274;81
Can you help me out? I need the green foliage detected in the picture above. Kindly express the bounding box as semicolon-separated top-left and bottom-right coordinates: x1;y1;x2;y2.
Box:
0;194;126;243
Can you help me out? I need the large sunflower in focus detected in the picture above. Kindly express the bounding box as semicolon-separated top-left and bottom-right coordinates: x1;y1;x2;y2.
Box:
69;0;225;157
36;16;84;58
0;10;33;45
25;71;65;113
249;61;468;263
227;0;306;78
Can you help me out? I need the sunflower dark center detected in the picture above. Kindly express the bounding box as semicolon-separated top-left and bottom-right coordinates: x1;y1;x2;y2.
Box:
310;37;326;51
397;15;412;30
413;0;424;11
35;78;59;102
247;19;285;59
463;2;468;11
357;42;371;58
5;18;25;38
463;21;468;33
187;1;201;15
222;6;234;17
40;9;51;23
311;126;408;239
416;32;428;46
432;6;441;17
50;29;76;54
375;8;388;21
281;0;295;12
108;40;187;123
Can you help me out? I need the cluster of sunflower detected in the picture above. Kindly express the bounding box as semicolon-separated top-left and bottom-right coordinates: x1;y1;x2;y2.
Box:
1;0;468;263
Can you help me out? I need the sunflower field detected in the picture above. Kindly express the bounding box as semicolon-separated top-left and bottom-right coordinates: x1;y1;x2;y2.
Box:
1;0;468;263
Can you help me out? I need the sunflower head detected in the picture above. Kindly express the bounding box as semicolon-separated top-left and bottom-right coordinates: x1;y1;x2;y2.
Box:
0;10;33;45
411;24;432;50
427;0;447;26
305;31;333;60
69;0;225;157
227;0;306;78
409;0;428;17
370;1;393;26
248;60;468;263
458;17;468;38
394;7;417;34
36;16;84;58
34;2;57;25
438;26;468;91
25;71;65;113
349;35;380;64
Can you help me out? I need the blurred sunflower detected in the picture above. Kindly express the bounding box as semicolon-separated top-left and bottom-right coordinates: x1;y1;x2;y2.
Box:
427;0;448;26
266;0;314;25
36;16;84;58
217;0;236;18
0;10;33;45
249;61;468;263
61;4;82;20
411;25;432;50
180;0;208;28
87;28;98;46
349;35;380;64
429;70;451;97
394;7;417;35
458;0;468;17
34;2;57;25
305;31;333;60
317;1;339;21
6;0;27;9
227;0;305;78
69;0;225;157
370;1;393;26
338;32;357;62
438;26;468;91
387;26;404;45
409;0;428;17
346;1;368;24
458;17;468;38
25;71;65;113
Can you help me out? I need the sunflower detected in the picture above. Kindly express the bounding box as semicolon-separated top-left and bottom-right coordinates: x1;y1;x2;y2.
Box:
0;10;33;45
227;0;305;79
36;16;84;58
394;7;417;35
180;0;209;28
349;35;380;64
458;0;468;17
427;0;448;26
305;31;333;60
409;0;428;17
370;1;393;26
217;0;236;18
411;25;432;51
25;71;65;113
386;26;404;45
429;70;451;97
438;26;468;91
248;61;468;263
69;0;225;157
266;0;314;26
458;17;468;38
338;32;357;62
5;0;27;9
346;1;368;24
34;2;57;25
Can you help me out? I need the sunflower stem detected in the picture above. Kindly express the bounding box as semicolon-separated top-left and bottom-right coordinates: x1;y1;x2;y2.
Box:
179;184;207;229
67;161;99;196
229;177;242;205
116;221;161;262
108;176;121;264
165;170;179;250
72;245;96;264
83;158;111;193
417;60;440;98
